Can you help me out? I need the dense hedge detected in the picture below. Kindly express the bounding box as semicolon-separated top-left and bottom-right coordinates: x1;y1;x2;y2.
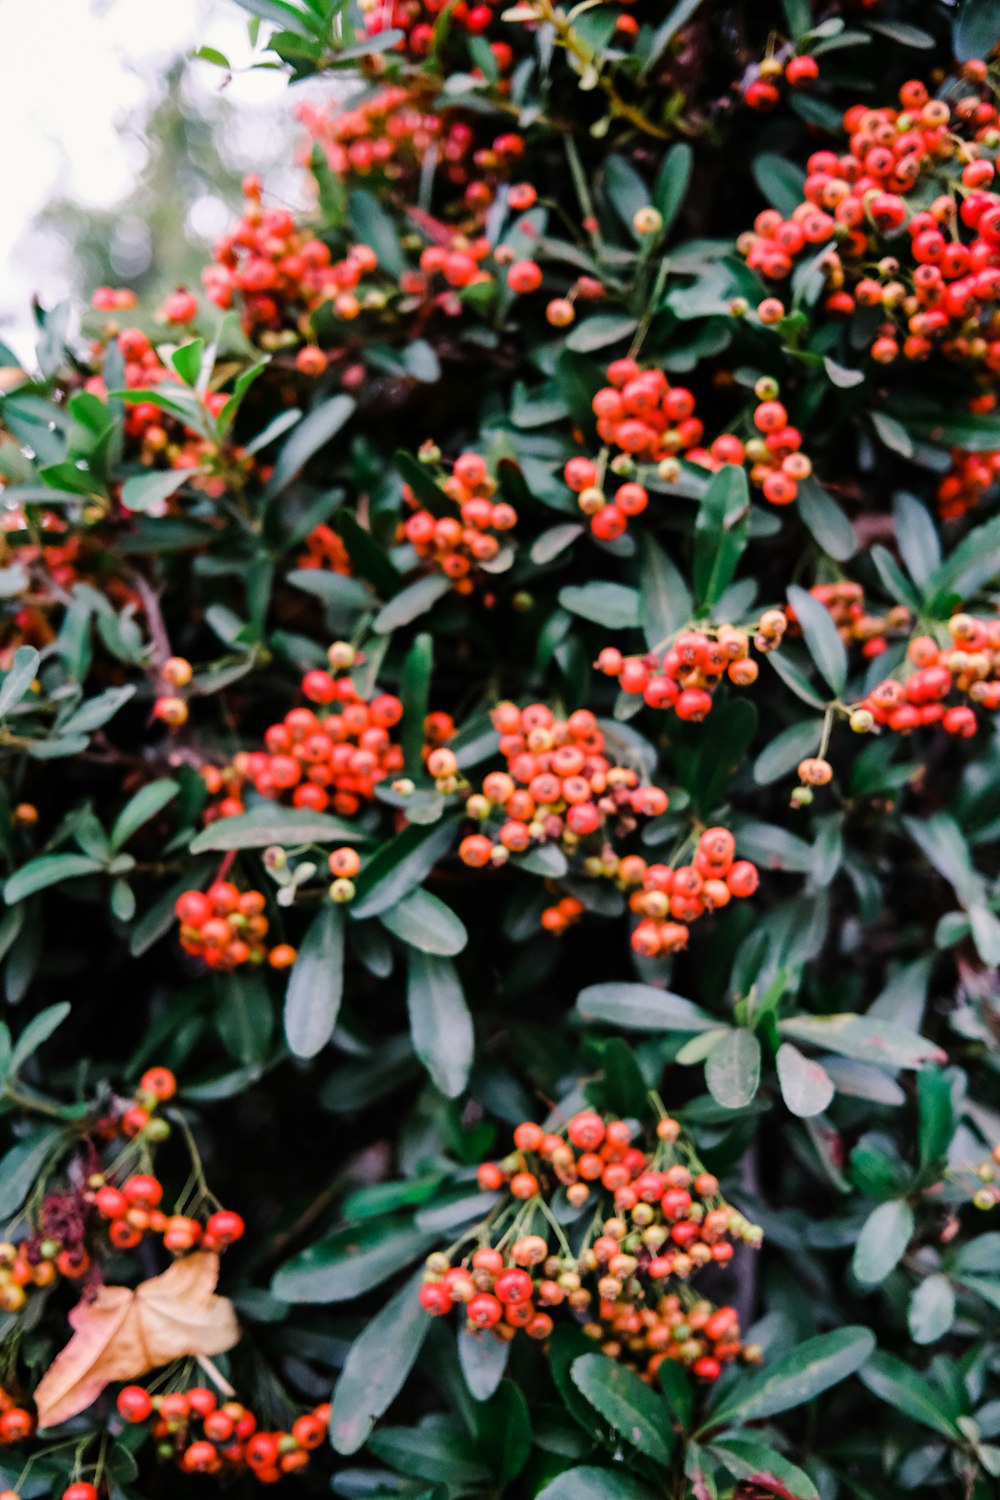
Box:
1;1;1000;1498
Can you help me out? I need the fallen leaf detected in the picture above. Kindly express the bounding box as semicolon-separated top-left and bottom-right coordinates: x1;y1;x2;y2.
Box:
35;1251;239;1429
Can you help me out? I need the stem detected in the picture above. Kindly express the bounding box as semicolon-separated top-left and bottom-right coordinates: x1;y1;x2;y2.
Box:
197;1353;237;1398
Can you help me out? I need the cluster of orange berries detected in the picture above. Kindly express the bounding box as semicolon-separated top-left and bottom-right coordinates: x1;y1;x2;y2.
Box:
851;616;1000;738
202;651;404;821
937;443;1000;520
625;827;759;958
402;448;516;592
457;700;669;871
564;362;814;536
296;522;352;576
202;175;351;341
300;88;525;216
85;323;228;480
91;1171;245;1258
596;615;787;721
0;1069;187;1316
420;1111;761;1382
743;49;819;110
800;582;909;661
363;0;504;59
175;883;295;971
740;76;1000;368
964;1142;1000;1212
116;1385;328;1485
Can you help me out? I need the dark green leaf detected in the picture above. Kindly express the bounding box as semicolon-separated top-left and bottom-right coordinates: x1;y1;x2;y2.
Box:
859;1351;961;1437
705;1029;761;1109
407;951;474;1098
284;905;345;1059
576;982;715;1033
787;584;847;695
190;806;361;853
329;1270;431;1453
381;888;467;956
5;854;103;903
706;1327;875;1428
852;1200;914;1285
571;1355;673;1464
272;1217;437;1303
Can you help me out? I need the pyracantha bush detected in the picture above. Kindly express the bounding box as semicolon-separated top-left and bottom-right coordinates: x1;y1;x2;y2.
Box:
1;2;1000;1499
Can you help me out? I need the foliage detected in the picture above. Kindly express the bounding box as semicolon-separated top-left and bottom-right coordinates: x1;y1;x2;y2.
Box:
0;1;999;1498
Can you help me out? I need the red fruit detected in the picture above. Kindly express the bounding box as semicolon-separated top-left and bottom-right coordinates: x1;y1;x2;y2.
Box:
467;1293;503;1327
95;1185;128;1219
292;1412;326;1449
495;1268;533;1305
568;1111;605;1149
726;861;759;898
62;1487;99;1500
693;1356;722;1381
785;55;819;86
247;1433;281;1470
123;1174;162;1209
139;1066;177;1100
507;260;542;294
174;890;211;927
205;1210;245;1245
117;1385;153;1423
419;1283;453;1316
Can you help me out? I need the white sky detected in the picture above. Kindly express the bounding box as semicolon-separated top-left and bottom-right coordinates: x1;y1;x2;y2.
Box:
0;0;315;356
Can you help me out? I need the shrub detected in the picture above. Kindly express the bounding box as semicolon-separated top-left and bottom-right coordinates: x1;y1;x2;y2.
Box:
1;1;999;1497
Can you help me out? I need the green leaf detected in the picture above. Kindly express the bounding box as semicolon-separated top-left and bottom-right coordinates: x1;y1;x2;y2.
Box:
475;1379;533;1484
954;0;1000;62
653;142;693;233
190;806;361;853
570;1354;673;1464
901;813;979;905
787;584;847;695
603;154;652;238
407;951;474;1098
381;888;467;956
778;1014;945;1069
706;1326;875;1428
776;1042;835;1118
908;1275;955;1345
10;1002;71;1073
576;982;715;1033
348;190;406;277
350;817;459;921
705;1029;761;1109
110;779;180;850
0;646;40;718
871;410;914;458
374;574;452;634
0;1127;63;1218
852;1200;914;1285
693;465;750;610
925;514;1000;614
459;1326;511;1401
283;905;345;1059
798;477;856;561
565;316;638;353
272;1217;437;1303
753;720;823;786
4;853;103;903
58;685;135;736
637;533;693;649
751;153;807;217
709;1438;819;1500
559;582;640;630
400;632;433;776
536;1469;655;1500
229;0;317;40
264;395;355;496
329;1270;431;1454
859;1351;961;1437
917;1068;954;1167
892;493;939;590
121;466;194;515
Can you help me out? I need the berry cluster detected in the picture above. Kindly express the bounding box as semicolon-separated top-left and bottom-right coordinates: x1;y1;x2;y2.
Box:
596;614;787;720
738;77;1000;368
457;701;669;869
296;522;352;575
202;176;344;341
937;440;1000;520
116;1385;329;1483
175;884;294;971
565;362;814;537
402;448;516;593
421;1111;761;1382
204;650;404;820
86;324;228;481
92;1173;245;1256
743;49;820;110
623;828;759;958
852;616;1000;737
362;0;506;63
